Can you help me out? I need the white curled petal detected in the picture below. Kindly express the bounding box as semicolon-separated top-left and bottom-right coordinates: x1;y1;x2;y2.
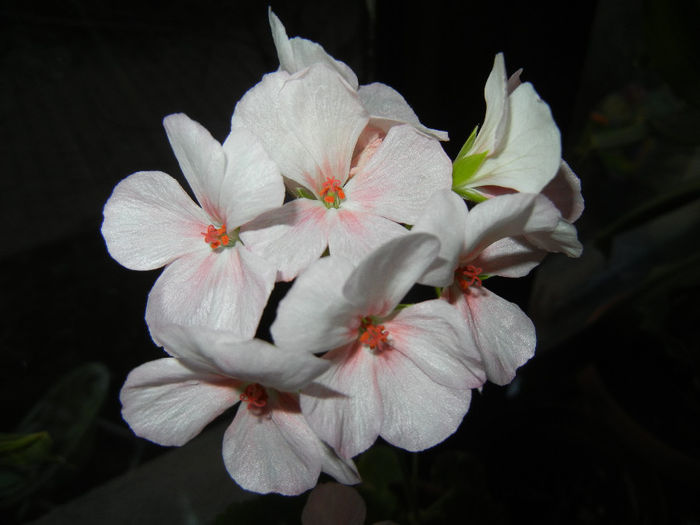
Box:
319;444;361;485
470;52;509;155
328;206;408;265
470;82;561;193
342;233;440;316
145;245;275;339
148;325;330;392
271;255;359;354
163;113;226;221
376;348;471;452
388;300;484;390
269;9;359;89
344;125;452;224
101;171;208;270
120;358;237;447
302;483;366;525
300;343;383;459
223;393;322;496
358;82;448;140
452;287;536;386
240;199;333;282
220;127;284;228
413;190;468;287
461;193;560;260
525;219;583;257
541;160;585;223
472;236;545;277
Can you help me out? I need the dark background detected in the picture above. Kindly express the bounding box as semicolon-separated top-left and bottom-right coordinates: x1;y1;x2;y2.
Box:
2;0;699;523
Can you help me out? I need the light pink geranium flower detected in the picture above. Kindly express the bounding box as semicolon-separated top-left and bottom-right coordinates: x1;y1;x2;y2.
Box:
271;233;485;459
414;190;581;385
268;9;448;141
120;324;360;496
232;63;452;281
101;113;283;339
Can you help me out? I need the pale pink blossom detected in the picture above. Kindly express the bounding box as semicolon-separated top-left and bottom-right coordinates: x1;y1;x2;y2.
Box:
268;9;448;141
414;190;581;385
232;63;452;281
120;324;360;496
271;233;485;459
101;113;283;339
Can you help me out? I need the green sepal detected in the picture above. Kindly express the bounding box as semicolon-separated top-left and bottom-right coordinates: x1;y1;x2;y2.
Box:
453;186;489;203
455;125;479;160
452;150;488;189
294;187;316;200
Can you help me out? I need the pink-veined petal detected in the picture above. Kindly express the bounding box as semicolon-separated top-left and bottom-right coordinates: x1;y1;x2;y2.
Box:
342;233;440;316
219;127;284;228
413;190;469;287
461;193;560;261
276;63;368;189
470;53;509;156
468;82;561;193
120;358;238;447
300;343;383;459
375;346;472;452
163;113;226;222
302;483;366;525
450;286;536;386
344;125;452;224
328;205;408;264
269;9;359;89
223;393;322;496
101;171;208;270
240;198;334;281
148;324;331;392
271;255;359;354
388;300;484;390
358;82;448;141
145;245;275;339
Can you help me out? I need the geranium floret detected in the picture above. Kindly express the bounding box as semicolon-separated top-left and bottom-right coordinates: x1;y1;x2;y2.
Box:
202;224;231;249
319;176;346;208
358;316;390;353
240;383;269;415
456;265;483;291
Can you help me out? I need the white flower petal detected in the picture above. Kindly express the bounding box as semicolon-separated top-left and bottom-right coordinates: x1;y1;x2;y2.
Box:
342;233;440;316
101;171;208;270
300;343;383;459
472;236;545;277
163;113;227;222
223;393;322;495
240;199;334;282
271;255;359;354
269;9;359;89
145;245;275;338
358;82;448;140
219;127;284;228
120;358;237;447
344;125;452;224
413;190;469;287
541;160;585;223
469;53;508;155
450;286;536;386
376;346;471;452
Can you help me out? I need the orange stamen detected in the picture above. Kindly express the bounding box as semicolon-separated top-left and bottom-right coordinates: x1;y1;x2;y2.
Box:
319;177;345;208
359;317;390;353
202;223;230;250
240;383;269;415
456;265;483;291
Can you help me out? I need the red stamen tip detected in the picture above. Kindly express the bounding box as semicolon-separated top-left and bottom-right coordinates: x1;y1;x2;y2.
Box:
240;383;269;415
202;223;230;250
456;265;483;291
359;318;390;352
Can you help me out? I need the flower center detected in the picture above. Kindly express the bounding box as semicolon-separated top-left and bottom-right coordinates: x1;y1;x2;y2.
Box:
240;383;269;416
319;176;345;209
358;316;391;353
202;223;234;250
455;265;483;291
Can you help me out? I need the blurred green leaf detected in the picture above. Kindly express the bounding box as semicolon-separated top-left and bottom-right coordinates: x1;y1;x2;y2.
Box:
452;151;488;190
455;125;479;160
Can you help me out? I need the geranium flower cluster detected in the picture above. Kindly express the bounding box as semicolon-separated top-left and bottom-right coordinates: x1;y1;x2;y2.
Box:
101;10;583;496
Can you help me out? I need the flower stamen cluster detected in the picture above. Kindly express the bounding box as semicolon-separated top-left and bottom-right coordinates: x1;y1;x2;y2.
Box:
319;176;345;209
240;382;269;415
456;265;483;291
358;316;390;353
203;224;232;250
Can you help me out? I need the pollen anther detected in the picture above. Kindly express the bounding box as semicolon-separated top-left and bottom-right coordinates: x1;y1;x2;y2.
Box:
240;383;269;415
359;317;390;353
202;224;231;250
456;265;483;291
319;177;345;208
